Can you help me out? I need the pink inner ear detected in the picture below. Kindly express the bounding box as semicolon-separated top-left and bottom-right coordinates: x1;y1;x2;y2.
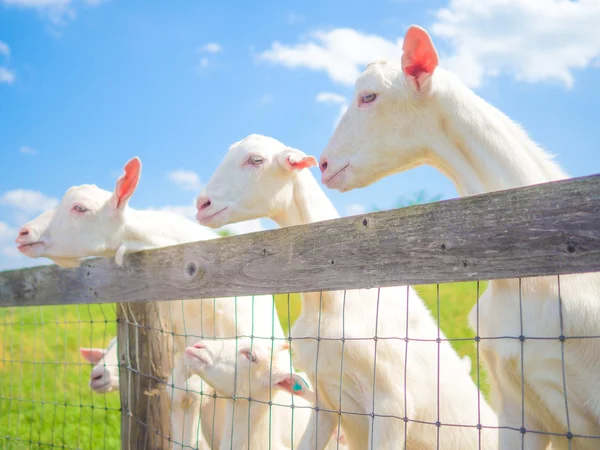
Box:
80;347;106;364
279;342;290;351
401;25;439;81
276;374;311;397
288;156;318;171
275;376;297;394
114;157;141;209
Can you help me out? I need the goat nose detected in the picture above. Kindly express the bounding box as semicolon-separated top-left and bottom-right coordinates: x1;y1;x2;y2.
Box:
319;159;328;174
192;342;205;349
196;196;211;212
91;372;103;381
15;227;29;243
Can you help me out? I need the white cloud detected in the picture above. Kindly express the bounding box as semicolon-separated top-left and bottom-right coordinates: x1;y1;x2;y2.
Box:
2;246;21;258
0;246;51;270
259;93;275;106
0;221;20;270
316;92;348;129
260;28;403;86
198;57;209;69
157;203;197;220
316;92;346;104
345;203;366;216
261;1;600;90
286;12;304;25
1;0;107;26
0;67;15;84
167;170;203;192
0;221;14;240
0;41;10;56
2;0;69;5
199;43;222;54
431;0;600;89
197;44;221;72
0;189;59;213
19;146;38;155
0;216;54;271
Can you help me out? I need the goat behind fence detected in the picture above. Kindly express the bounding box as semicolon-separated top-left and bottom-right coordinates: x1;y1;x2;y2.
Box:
0;174;599;449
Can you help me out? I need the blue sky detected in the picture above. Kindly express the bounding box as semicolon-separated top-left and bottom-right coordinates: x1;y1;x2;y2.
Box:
1;0;599;270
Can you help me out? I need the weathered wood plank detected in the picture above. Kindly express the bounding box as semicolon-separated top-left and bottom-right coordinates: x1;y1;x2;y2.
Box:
118;302;173;450
1;174;599;307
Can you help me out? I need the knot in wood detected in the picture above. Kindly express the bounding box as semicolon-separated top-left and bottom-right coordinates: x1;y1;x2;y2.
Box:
185;261;203;278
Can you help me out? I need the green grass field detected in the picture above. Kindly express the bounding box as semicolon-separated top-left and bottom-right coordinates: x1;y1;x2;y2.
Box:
0;282;488;449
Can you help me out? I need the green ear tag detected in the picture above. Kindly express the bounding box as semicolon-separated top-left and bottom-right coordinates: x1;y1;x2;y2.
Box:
292;382;302;392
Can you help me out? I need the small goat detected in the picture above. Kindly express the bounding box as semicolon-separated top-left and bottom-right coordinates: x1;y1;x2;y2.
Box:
184;338;344;450
80;337;119;394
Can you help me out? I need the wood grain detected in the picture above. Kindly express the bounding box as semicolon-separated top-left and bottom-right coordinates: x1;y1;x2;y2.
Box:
1;174;599;307
118;302;173;450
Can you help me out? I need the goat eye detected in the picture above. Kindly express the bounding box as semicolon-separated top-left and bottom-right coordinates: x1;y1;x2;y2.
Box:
73;205;88;213
361;93;377;104
248;155;264;166
243;350;257;362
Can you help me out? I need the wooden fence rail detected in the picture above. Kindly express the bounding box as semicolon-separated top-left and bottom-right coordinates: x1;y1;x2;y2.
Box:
1;174;599;308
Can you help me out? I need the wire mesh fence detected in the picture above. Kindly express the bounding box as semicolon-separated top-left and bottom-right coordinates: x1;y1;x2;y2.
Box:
0;284;600;449
0;303;120;449
0;280;599;449
115;276;600;450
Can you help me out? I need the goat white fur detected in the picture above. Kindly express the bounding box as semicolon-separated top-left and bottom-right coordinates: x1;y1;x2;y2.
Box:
80;337;119;394
184;338;344;450
196;134;499;450
16;157;286;450
319;24;600;450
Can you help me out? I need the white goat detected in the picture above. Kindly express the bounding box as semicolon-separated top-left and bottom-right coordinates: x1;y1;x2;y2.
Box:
184;338;344;450
319;24;600;450
461;355;472;375
195;134;499;450
80;337;119;394
16;156;287;450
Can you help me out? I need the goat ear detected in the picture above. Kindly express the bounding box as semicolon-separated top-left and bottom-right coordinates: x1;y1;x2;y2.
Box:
274;373;315;402
279;341;290;351
111;157;142;210
280;148;318;172
401;25;438;92
80;347;106;364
